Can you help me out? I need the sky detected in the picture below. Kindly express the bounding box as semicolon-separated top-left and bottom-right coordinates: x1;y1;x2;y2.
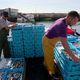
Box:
0;0;80;13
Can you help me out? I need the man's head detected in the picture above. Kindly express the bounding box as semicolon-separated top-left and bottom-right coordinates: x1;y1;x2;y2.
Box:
66;11;79;26
1;11;9;19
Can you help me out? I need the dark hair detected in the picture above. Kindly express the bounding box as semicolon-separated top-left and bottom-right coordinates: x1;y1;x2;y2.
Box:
2;11;8;17
67;11;80;19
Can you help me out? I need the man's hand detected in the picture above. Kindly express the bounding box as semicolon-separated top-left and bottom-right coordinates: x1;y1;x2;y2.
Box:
8;23;16;28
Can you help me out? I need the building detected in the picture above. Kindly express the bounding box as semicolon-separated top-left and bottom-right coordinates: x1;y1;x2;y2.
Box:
0;8;18;17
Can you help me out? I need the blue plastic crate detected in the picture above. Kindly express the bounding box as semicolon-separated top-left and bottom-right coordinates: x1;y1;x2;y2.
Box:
67;34;77;43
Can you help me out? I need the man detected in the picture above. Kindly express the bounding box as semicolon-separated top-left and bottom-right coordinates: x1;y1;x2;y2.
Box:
42;11;80;79
0;11;16;59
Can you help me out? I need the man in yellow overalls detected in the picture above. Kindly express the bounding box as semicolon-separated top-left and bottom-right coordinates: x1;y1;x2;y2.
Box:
42;11;80;80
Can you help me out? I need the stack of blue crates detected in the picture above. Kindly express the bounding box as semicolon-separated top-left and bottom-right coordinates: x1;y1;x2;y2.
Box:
11;24;24;58
9;23;45;58
54;43;80;80
33;24;45;57
22;25;34;58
